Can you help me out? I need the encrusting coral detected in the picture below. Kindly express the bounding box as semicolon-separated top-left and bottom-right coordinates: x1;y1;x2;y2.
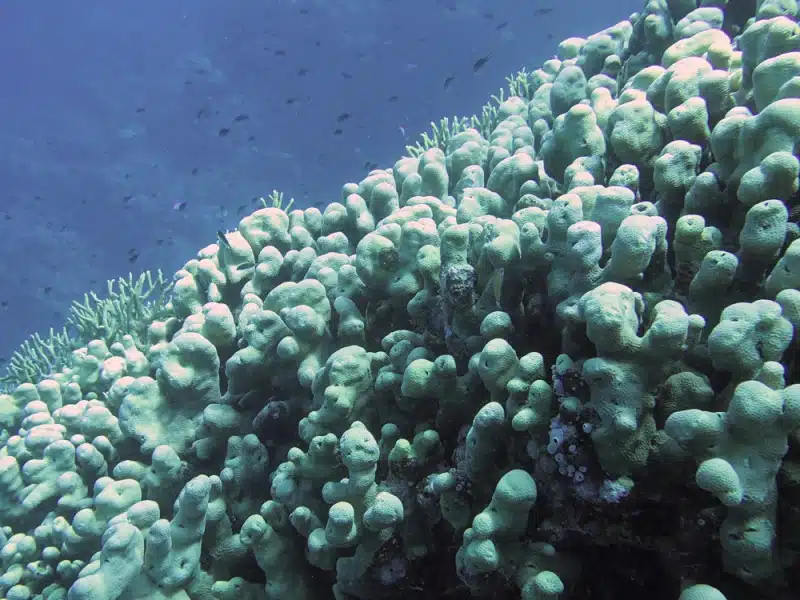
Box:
3;1;800;599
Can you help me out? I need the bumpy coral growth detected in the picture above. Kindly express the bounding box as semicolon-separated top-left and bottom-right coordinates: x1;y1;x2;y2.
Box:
3;1;800;599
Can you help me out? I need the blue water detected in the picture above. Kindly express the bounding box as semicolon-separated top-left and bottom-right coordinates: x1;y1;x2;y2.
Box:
0;0;643;369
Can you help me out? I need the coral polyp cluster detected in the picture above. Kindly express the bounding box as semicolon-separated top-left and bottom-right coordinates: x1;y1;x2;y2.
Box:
2;2;800;599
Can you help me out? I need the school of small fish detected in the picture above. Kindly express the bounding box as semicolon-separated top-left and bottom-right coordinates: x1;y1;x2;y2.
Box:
0;1;557;368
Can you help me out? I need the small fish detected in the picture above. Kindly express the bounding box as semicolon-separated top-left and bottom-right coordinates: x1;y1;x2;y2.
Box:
533;7;554;16
483;12;494;19
217;230;233;251
286;97;298;105
297;68;309;76
173;201;187;211
388;95;399;102
473;55;490;72
218;128;230;137
496;21;508;30
252;399;293;445
127;248;140;264
341;71;353;79
333;128;343;135
234;114;250;122
275;49;286;56
191;167;198;175
398;125;407;138
443;75;455;89
135;107;146;113
337;112;351;122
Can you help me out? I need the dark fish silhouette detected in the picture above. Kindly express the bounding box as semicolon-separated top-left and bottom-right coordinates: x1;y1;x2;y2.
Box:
533;7;554;15
388;95;399;102
444;76;455;89
252;399;294;445
234;114;249;122
473;55;490;72
337;112;351;122
217;230;233;251
218;128;230;137
341;71;353;79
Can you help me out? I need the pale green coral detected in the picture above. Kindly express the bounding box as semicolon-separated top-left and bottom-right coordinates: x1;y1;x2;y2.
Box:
3;2;800;599
1;271;172;391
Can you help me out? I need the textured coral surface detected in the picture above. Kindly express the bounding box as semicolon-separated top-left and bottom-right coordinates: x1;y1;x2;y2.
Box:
2;2;800;599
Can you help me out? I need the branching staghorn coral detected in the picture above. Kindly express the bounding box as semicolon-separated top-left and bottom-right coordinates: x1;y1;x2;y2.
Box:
406;84;520;157
1;271;172;390
260;188;295;212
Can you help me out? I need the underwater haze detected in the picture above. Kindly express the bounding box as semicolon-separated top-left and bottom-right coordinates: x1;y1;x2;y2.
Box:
0;0;642;370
